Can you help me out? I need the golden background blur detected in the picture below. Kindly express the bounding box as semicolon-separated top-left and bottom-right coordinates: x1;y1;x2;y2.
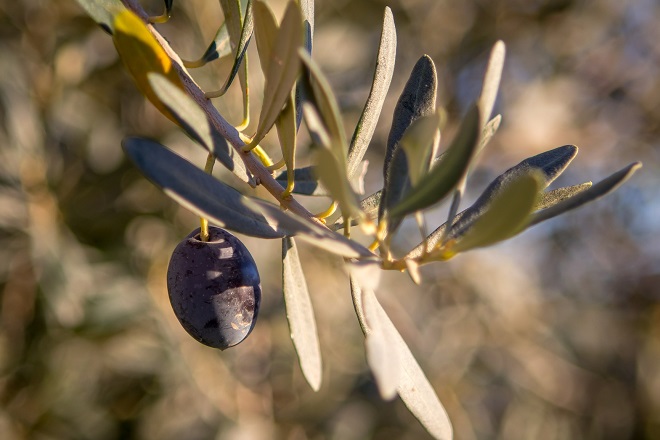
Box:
0;0;658;439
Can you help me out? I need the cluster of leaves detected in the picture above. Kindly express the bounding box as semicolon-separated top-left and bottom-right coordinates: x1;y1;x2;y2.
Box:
76;0;641;438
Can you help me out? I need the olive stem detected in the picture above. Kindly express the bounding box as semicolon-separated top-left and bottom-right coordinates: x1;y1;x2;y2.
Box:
199;152;216;242
120;0;327;229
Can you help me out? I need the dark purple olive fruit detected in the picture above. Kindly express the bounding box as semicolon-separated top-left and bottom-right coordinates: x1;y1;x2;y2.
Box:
167;226;261;350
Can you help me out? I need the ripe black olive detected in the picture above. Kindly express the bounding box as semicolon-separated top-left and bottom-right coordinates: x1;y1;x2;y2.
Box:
166;227;261;350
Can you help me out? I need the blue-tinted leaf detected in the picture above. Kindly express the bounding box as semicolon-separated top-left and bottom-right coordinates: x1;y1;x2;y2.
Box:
346;7;397;178
275;166;328;196
530;162;642;226
122;137;286;238
282;237;322;391
147;73;252;184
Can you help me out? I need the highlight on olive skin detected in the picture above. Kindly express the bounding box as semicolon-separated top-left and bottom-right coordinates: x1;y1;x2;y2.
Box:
166;226;261;350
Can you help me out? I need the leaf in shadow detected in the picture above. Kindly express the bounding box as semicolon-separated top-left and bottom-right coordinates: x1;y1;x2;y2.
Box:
350;279;453;440
346;7;397;178
244;199;375;259
122;137;285;238
529;162;642;227
282;237;322;391
275;166;329;196
147;73;252;184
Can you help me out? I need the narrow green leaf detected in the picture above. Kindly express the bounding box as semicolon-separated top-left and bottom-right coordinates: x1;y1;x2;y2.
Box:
387;105;481;221
253;0;278;72
276;91;298;194
74;0;125;33
350;279;453;440
295;0;315;128
251;1;303;147
313;145;362;219
445;170;545;256
214;0;254;95
185;22;231;67
407;144;580;258
529;162;642;226
122;137;286;238
244;199;375;259
401;113;442;186
147;73;252;185
346;6;397;178
478;41;505;126
282;237;322;392
299;50;348;158
535;182;592;211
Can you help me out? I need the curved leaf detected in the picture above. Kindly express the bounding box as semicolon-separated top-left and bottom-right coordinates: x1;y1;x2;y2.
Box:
275;166;328;196
295;0;315;128
275;91;298;194
441;170;545;258
282;237;322;391
350;280;453;440
530;162;642;226
74;0;125;33
251;1;303;147
147;73;252;184
212;0;253;95
401;112;442;186
185;22;231;67
253;0;278;71
387;104;481;222
122;137;285;238
112;9;183;122
346;7;397;178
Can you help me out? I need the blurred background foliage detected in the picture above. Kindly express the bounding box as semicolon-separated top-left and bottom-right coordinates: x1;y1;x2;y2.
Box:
0;0;658;439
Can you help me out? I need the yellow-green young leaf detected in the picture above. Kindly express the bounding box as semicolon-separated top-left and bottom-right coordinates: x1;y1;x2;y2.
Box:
401;112;441;186
276;90;297;194
251;1;303;147
387;105;481;221
350;280;453;440
478;41;505;127
445;170;544;256
282;237;322;391
253;0;278;72
112;9;183;122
